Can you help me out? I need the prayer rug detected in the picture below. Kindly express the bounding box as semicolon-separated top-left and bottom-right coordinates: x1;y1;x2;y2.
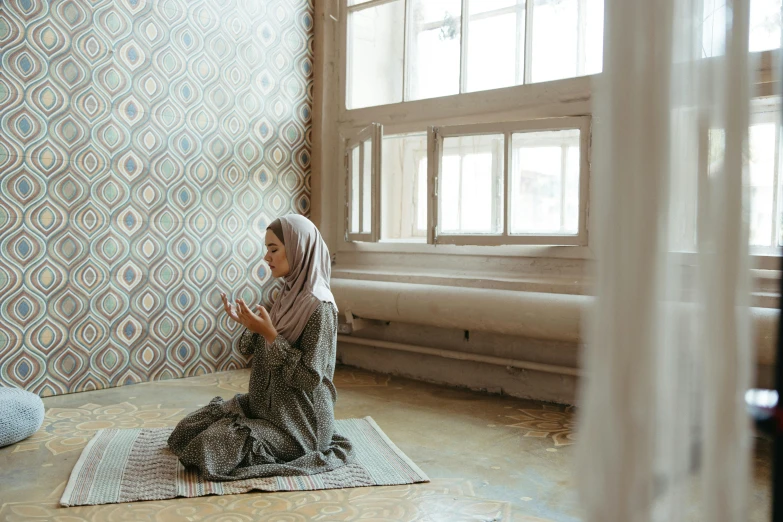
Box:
60;416;429;507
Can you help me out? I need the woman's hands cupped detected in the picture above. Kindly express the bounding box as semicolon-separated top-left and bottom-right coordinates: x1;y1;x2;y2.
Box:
221;292;278;344
220;292;240;323
233;296;278;345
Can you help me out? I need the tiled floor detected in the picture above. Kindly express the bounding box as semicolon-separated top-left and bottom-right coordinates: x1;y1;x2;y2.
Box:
0;366;772;521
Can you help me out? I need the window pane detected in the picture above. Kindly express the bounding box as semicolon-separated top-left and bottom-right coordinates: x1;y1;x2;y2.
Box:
417;158;428;231
348;1;405;109
381;134;428;242
749;122;775;246
348;0;375;5
531;0;577;82
350;146;360;233
440;134;504;234
702;0;727;57
408;0;461;100
707;113;780;249
466;6;522;92
668;108;700;251
703;0;781;57
750;0;782;52
362;139;372;233
510;129;580;234
564;145;580;229
707;128;725;178
531;0;603;82
441;155;461;232
584;0;604;75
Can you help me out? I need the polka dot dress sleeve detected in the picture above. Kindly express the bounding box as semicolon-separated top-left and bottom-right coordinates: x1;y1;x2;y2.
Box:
237;328;262;356
265;303;335;394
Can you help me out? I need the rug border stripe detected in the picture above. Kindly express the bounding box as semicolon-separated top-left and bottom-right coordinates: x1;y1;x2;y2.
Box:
360;416;430;482
67;430;119;505
60;428;109;506
86;428;141;505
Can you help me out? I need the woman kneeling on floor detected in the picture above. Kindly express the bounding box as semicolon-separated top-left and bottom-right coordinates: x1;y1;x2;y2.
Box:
167;214;353;480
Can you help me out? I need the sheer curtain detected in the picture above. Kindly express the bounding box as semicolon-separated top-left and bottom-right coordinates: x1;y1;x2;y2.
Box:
576;0;755;521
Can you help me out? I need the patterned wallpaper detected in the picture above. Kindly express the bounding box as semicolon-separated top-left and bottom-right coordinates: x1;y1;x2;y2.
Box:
0;0;314;396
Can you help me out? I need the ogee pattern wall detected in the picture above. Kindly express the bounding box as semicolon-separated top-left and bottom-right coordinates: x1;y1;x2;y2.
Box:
0;0;314;395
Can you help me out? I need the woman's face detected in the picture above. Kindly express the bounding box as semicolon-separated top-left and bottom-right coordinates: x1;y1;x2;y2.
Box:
264;229;291;278
264;228;290;278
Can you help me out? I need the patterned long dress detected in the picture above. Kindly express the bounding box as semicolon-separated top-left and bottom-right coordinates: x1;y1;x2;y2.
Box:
167;302;353;481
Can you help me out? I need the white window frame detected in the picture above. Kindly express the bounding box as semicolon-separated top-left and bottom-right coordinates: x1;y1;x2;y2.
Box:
345;123;383;242
428;116;591;246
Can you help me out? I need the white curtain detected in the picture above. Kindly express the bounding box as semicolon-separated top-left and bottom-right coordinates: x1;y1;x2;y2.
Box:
576;0;755;521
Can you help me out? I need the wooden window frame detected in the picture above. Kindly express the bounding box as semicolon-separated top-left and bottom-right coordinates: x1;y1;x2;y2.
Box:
428;116;591;246
345;123;383;242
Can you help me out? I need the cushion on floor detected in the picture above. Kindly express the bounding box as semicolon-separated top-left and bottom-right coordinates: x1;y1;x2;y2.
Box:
0;387;45;448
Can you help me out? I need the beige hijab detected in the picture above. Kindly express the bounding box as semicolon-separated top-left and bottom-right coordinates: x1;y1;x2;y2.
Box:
268;214;336;343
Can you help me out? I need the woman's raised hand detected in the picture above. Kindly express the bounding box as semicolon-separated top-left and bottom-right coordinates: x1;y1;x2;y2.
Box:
235;298;278;345
220;292;240;323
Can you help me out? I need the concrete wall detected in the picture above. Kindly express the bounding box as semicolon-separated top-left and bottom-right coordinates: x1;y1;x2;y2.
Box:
332;278;777;404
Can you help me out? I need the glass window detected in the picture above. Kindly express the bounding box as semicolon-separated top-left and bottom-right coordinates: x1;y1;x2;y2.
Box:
381;134;429;242
531;0;579;82
510;129;580;234
531;0;604;83
440;134;504;234
407;0;462;100
706;105;781;251
346;0;605;108
465;0;524;92
347;1;405;109
750;0;782;53
374;119;590;246
350;145;360;233
584;0;605;74
362;139;372;233
703;0;781;57
428;119;589;246
748;122;776;247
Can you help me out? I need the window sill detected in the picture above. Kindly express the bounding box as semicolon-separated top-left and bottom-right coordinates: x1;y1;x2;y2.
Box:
339;76;594;132
338;240;594;259
332;266;591;296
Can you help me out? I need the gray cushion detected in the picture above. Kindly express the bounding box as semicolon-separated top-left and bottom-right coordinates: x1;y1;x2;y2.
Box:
0;387;45;448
